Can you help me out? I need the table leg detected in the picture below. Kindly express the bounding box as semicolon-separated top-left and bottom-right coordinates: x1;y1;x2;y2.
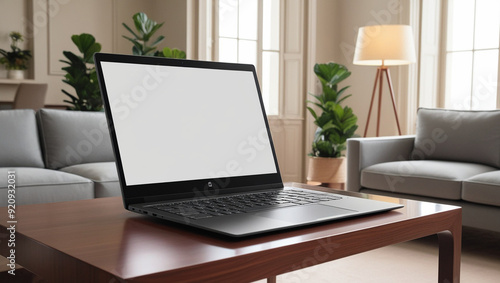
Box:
267;276;277;283
437;224;461;283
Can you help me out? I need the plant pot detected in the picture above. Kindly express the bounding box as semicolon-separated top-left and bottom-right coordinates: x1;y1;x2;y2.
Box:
7;69;24;80
306;156;346;184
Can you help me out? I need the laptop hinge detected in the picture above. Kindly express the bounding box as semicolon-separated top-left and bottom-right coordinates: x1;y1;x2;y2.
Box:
140;183;284;204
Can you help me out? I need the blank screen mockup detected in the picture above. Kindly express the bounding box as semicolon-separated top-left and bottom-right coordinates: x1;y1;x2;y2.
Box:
100;62;277;186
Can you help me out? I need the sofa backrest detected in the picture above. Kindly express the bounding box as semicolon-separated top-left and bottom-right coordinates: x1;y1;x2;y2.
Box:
0;109;45;168
37;109;115;169
411;107;500;168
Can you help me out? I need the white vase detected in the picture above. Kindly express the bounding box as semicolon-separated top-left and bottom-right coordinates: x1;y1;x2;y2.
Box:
7;70;25;80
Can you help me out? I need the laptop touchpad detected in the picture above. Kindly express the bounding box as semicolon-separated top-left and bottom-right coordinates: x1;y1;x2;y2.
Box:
255;204;355;223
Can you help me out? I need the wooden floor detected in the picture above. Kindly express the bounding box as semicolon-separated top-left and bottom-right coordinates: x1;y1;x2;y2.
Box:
255;226;500;283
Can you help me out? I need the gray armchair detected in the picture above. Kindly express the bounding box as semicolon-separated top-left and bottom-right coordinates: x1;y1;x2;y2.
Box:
346;108;500;233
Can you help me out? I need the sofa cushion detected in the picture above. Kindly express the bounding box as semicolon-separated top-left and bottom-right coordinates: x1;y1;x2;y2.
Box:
411;108;500;167
0;110;44;168
60;162;121;198
361;160;496;200
0;167;94;206
37;109;115;169
463;171;500;207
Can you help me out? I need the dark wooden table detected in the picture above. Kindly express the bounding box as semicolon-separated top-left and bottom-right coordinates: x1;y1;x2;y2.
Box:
0;183;461;282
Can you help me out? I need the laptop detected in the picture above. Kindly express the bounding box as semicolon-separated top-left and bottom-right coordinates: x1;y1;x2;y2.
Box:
94;52;403;237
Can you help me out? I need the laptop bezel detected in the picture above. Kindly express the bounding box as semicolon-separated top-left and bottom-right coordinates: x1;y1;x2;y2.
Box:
94;53;284;206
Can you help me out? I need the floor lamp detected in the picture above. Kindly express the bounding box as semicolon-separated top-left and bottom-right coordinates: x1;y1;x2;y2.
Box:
353;25;416;137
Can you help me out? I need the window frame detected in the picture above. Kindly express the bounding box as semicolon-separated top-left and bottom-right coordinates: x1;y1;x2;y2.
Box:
212;0;283;116
438;0;500;110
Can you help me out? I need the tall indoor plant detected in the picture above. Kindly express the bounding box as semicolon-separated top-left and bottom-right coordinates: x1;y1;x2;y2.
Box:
60;33;103;111
0;31;32;79
306;62;358;185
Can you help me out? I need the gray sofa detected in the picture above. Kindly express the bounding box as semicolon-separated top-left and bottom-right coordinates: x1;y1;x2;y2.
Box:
347;108;500;233
0;109;120;206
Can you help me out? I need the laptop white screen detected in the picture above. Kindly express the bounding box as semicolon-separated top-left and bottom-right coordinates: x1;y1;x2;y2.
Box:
100;62;277;186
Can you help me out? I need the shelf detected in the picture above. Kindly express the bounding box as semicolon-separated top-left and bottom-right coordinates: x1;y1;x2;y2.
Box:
0;78;36;84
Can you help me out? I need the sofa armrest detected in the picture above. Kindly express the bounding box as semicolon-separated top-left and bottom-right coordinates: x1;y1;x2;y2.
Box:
346;135;415;192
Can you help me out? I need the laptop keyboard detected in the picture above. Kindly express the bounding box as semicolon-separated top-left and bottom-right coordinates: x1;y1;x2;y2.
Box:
151;189;342;220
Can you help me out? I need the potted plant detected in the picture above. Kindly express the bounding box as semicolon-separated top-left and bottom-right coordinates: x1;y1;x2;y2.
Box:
60;33;103;111
306;63;358;185
0;31;32;79
122;12;186;58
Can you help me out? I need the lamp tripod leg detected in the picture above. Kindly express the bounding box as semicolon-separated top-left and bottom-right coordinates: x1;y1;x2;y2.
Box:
376;69;384;137
385;68;402;135
364;68;381;137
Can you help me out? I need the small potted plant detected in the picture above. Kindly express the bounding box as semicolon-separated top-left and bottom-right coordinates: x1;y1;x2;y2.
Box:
122;12;186;58
0;31;32;79
306;63;358;185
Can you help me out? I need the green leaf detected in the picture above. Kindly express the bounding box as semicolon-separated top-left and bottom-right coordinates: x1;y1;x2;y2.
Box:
314;62;351;90
313;140;334;157
133;12;149;38
131;12;164;42
61;51;85;70
306;107;318;121
142;46;156;56
122;35;138;44
122;23;140;40
161;47;186;59
62;89;77;100
84;43;101;63
71;34;95;55
330;68;351;86
70;34;101;63
150;35;165;47
306;101;326;113
315;113;333;128
132;45;141;55
337;94;352;105
123;36;144;54
146;22;164;41
336;86;350;99
334;103;344;117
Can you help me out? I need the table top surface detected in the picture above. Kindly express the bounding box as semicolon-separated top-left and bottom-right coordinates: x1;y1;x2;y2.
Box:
0;183;461;282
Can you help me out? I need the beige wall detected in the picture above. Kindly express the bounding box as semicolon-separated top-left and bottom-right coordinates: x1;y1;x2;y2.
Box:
315;0;341;63
0;0;187;106
1;0;416;182
305;0;341;165
307;0;414;143
306;0;415;152
1;0;415;130
337;0;411;137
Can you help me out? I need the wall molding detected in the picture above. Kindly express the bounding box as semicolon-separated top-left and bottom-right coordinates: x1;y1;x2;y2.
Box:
398;0;421;134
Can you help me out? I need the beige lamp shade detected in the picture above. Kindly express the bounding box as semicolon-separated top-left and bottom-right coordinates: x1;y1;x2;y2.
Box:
353;25;416;66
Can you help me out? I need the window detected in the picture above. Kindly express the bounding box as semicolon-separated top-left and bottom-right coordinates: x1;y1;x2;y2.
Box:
216;0;281;115
443;0;500;110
